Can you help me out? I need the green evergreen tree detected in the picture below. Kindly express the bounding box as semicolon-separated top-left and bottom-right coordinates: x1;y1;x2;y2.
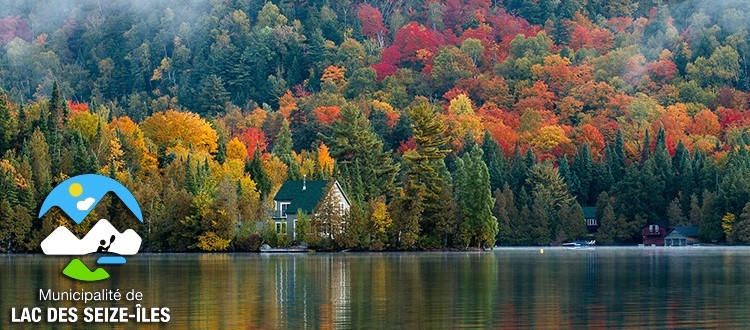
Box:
688;193;701;226
28;128;51;200
198;74;230;116
272;119;301;180
595;202;629;245
571;142;593;205
640;128;651;164
71;133;98;175
0;91;16;151
245;152;273;199
454;145;498;248
556;202;586;244
493;185;517;245
389;180;424;250
509;149;529;195
482;132;509;192
611;129;626;181
321;105;398;202
402;103;454;247
699;190;723;242
529;195;552;246
667;196;687;226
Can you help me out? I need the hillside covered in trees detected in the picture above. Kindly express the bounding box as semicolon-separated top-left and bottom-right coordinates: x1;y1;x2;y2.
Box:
1;0;750;252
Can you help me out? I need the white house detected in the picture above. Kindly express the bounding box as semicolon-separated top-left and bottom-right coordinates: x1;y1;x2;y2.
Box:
271;179;350;240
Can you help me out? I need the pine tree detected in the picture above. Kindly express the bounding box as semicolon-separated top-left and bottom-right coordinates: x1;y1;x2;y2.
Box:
0;91;15;152
389;179;424;250
321;104;398;202
595;202;628;245
28;128;51;200
47;82;64;176
509;149;529;196
493;186;516;245
529;195;552;246
591;159;613;203
272;119;301;180
667;197;687;226
688;193;701;226
556;202;586;244
72;133;98;175
611;129;626;181
482;132;509;192
197;74;230;116
245;152;273;199
454;145;498;248
557;155;579;197
571;142;593;204
699;190;723;242
640;128;651;164
403;103;453;246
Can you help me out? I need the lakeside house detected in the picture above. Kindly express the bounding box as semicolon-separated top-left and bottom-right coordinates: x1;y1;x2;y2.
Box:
271;178;350;240
582;206;598;234
642;223;668;246
664;226;700;246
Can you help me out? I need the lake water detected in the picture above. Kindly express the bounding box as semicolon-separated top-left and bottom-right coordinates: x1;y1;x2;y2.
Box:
2;247;750;328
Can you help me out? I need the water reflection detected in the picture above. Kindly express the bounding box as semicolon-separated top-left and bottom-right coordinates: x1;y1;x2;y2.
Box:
3;248;750;328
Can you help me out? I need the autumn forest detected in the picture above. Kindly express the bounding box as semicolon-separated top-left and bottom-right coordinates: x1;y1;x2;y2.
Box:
1;0;750;252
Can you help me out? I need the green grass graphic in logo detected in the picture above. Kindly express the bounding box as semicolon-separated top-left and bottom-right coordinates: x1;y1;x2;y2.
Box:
62;259;110;282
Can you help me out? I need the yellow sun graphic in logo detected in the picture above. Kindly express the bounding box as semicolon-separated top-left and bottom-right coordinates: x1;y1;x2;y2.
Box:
69;183;83;197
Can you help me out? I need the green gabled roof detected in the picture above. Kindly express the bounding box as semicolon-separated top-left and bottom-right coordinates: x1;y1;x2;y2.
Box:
274;180;331;214
582;206;596;219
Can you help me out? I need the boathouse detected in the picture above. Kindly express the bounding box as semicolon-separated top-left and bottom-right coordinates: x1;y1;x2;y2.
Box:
642;223;668;246
664;226;700;246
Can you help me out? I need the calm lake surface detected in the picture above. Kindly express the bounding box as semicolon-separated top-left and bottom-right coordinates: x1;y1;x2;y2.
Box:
3;247;750;328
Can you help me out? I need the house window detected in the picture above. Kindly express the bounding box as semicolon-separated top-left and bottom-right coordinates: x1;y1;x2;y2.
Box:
276;222;287;235
649;224;660;234
586;218;597;226
293;220;298;239
339;202;346;216
277;202;290;217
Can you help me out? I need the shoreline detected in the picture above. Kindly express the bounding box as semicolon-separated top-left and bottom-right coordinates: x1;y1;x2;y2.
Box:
1;244;741;255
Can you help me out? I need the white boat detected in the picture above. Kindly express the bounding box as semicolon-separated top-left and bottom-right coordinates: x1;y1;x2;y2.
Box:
259;244;312;253
562;240;596;247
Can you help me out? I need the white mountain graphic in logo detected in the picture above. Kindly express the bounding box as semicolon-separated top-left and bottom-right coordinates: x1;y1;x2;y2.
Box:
41;219;142;255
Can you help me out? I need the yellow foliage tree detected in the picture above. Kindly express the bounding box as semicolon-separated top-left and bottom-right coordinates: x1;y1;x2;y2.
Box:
300;157;316;178
141;110;219;154
448;94;474;115
197;231;231;251
226;137;248;161
445;113;484;150
370;199;391;234
264;155;288;197
530;125;571;153
100;136;125;177
67;111;102;142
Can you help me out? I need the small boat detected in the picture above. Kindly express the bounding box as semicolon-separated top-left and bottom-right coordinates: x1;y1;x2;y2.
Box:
562;240;596;247
260;244;312;253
